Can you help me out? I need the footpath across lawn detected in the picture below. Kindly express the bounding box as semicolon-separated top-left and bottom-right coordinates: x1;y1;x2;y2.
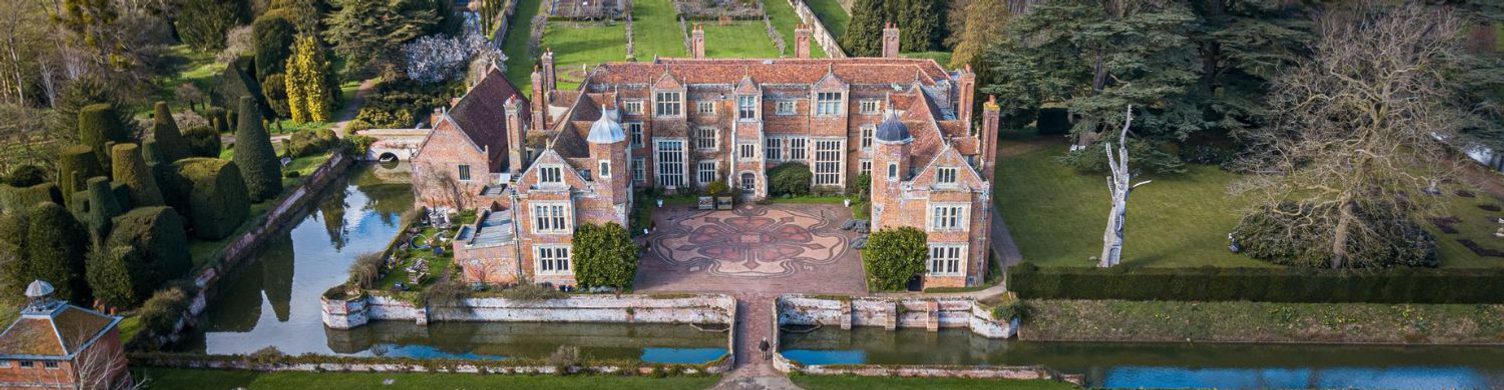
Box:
139;369;721;390
792;375;1079;390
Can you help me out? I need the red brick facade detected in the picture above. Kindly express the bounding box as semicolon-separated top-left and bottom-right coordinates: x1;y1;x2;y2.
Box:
0;294;130;390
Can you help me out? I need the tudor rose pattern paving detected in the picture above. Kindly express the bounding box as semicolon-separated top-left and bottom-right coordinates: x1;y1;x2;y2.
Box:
650;206;848;278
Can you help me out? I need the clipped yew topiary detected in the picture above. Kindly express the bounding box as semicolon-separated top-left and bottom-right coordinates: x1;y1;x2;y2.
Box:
0;183;62;214
183;126;223;158
25;202;91;303
862;226;928;291
78;103;131;171
207;107;230;133
0;213;29;296
105;206;192;305
77;177;125;242
572;222;639;289
768;162;813;196
57;145;104;206
151;102;191;163
233;96;283;202
112;143;165;207
87;245;140;308
167;158;250;239
3;165;47;187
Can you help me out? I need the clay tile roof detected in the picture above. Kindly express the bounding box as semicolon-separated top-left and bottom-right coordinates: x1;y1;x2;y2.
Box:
0;305;118;359
592;58;950;87
447;68;528;168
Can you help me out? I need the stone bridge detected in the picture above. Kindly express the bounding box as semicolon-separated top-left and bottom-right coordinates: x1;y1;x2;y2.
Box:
358;128;429;162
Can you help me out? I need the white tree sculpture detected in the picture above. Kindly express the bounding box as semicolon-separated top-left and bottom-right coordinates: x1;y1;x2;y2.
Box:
1099;105;1150;268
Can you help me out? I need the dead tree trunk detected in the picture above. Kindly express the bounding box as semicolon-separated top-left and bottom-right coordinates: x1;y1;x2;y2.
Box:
1098;106;1150;268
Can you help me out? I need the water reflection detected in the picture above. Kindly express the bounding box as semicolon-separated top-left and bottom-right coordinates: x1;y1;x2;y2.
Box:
780;327;1504;389
324;321;726;363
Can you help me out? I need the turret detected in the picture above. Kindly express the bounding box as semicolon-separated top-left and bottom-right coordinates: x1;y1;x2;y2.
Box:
871;111;911;230
587;102;631;225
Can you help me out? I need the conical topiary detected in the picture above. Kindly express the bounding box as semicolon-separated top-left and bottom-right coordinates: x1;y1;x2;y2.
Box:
78;103;131;172
111;143;165;207
151;102;190;163
232;96;282;202
57;145;104;207
207;107;229;133
78;176;124;243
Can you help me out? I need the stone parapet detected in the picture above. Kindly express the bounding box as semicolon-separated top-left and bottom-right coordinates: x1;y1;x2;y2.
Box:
776;294;1015;338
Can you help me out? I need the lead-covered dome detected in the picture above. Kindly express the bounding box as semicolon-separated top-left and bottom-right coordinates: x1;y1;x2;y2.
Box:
588;108;626;144
875;111;911;143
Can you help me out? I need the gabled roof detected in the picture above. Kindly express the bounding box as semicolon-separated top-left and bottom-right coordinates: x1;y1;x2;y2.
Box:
592;58;952;86
0;303;120;360
735;75;759;95
449;67;528;146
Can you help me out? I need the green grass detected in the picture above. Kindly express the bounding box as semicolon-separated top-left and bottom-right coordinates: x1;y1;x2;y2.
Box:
802;0;850;39
765;195;847;204
997;141;1266;268
161;44;226;99
701;22;782;58
903;51;952;66
1425;186;1504;268
792;375;1078;390
766;0;828;58
545;21;629;90
377;226;458;290
138;369;721;390
631;0;689;59
502;0;546;92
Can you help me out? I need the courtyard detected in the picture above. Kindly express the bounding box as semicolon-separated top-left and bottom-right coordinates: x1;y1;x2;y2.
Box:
634;203;868;296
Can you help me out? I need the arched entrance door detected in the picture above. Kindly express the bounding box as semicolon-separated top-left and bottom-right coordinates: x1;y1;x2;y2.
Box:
740;172;755;193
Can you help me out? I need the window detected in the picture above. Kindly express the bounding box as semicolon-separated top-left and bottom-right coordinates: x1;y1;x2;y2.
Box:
457;164;471;181
860;100;880;114
813;140;842;185
937;167;957;184
628;122;643;147
740;143;756;159
19;361;33;368
599;161;611;178
930;204;967;231
698;161;717;184
737;96;757;120
624;100;644;115
655;92;682;117
0;361;10;368
539;166;563;185
816;92;843;116
860;125;874;149
537;246;571;274
860;159;872;176
887;163;898;179
42;361;58;370
697;101;715;115
696;127;718;151
765;138;782;161
655;140;685;188
580;169;591;180
776;100;796;115
533;203;571;233
927;244;964;276
788;138;807;161
632;157;646;183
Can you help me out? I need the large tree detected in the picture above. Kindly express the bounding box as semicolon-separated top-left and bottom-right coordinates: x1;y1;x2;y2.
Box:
842;0;891;57
1191;0;1314;141
177;0;252;51
323;0;439;77
285;34;336;123
1233;3;1471;269
947;0;1008;70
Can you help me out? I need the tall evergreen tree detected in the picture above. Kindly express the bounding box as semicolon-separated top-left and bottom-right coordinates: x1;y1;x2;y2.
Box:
233;97;283;201
151;102;191;163
323;0;438;76
949;0;1008;69
897;0;942;52
1191;0;1313;140
843;0;892;57
177;0;252;51
25;202;91;303
286;34;336;123
112;143;165;207
252;13;298;83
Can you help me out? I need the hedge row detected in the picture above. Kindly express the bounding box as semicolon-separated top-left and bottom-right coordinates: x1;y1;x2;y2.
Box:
1007;263;1504;304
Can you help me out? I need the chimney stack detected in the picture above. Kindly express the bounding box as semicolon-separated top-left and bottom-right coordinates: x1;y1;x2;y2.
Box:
882;22;900;58
794;24;812;59
541;48;557;93
691;24;706;59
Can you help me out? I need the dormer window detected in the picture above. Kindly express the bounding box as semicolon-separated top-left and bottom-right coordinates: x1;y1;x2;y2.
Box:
655;92;682;117
816;92;844;116
540;166;563;185
737;96;757;120
938;167;957;185
624;100;644;115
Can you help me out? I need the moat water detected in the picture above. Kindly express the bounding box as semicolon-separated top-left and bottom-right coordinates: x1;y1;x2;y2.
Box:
780;327;1504;389
175;164;726;364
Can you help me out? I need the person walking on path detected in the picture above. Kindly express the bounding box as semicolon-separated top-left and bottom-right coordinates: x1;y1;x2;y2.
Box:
758;337;771;360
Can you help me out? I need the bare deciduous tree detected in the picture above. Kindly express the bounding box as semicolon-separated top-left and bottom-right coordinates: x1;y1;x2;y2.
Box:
1234;3;1470;268
1099;105;1149;268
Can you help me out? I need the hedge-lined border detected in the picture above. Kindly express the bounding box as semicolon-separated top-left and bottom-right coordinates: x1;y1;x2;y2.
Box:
1007;264;1504;303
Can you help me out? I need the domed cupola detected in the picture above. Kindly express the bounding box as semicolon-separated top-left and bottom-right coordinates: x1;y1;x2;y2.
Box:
588;107;626;144
875;110;911;144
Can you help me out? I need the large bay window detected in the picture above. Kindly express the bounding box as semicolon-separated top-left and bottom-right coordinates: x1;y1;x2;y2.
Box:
655;91;682;117
929;203;968;231
532;202;572;234
926;244;965;276
537;246;572;274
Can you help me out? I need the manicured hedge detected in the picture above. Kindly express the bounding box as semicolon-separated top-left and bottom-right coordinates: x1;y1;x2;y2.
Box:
1007;263;1504;304
768;162;812;196
232;96;283;202
182;126;223;158
107;206;192;301
0;183;62;213
166;158;250;240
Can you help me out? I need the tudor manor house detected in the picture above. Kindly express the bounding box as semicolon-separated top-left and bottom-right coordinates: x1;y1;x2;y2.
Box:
411;23;1001;289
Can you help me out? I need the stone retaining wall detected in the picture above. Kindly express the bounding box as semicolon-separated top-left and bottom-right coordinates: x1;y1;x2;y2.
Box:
132;354;718;376
776;295;1015;337
324;293;735;328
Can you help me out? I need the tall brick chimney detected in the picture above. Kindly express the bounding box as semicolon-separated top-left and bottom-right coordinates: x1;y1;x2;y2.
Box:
794;23;812;59
691;23;706;59
530;65;546;133
504;94;526;175
882;22;900;58
541;48;556;93
957;64;976;132
981;95;1000;181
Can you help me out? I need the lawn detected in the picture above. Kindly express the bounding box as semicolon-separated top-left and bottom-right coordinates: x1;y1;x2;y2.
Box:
701;21;782;58
502;0;546;92
766;0;828;58
138;369;721;390
792;375;1078;390
997;138;1503;269
631;0;689;59
802;0;850;39
544;21;629;90
903;51;952;66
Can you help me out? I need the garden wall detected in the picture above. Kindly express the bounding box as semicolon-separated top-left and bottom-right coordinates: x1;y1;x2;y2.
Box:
132;352;721;376
775;295;1015;338
785;0;846;57
1008;263;1504;303
324;293;736;329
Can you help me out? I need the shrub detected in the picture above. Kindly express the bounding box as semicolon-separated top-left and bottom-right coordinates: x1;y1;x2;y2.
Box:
78;103;131;172
4;165;47;187
1006;263;1504;303
287;128;340;157
500;283;567;300
846;174;871;201
572;222;638;289
252;13;297;82
176;0;250;51
139;285;192;337
151;102;191;163
706;181;730;197
232;96;284;202
862;227;927;291
57;145;104;206
1233;202;1437;269
342;135;378;157
211;58;270;120
347;252;384;289
182;126;224;158
112;144;166;207
0;213;30;296
25;203;91;303
767;163;812;196
165;158;251;239
0;183;62;214
87;245;141;308
107;206;192;299
77;177;125;241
